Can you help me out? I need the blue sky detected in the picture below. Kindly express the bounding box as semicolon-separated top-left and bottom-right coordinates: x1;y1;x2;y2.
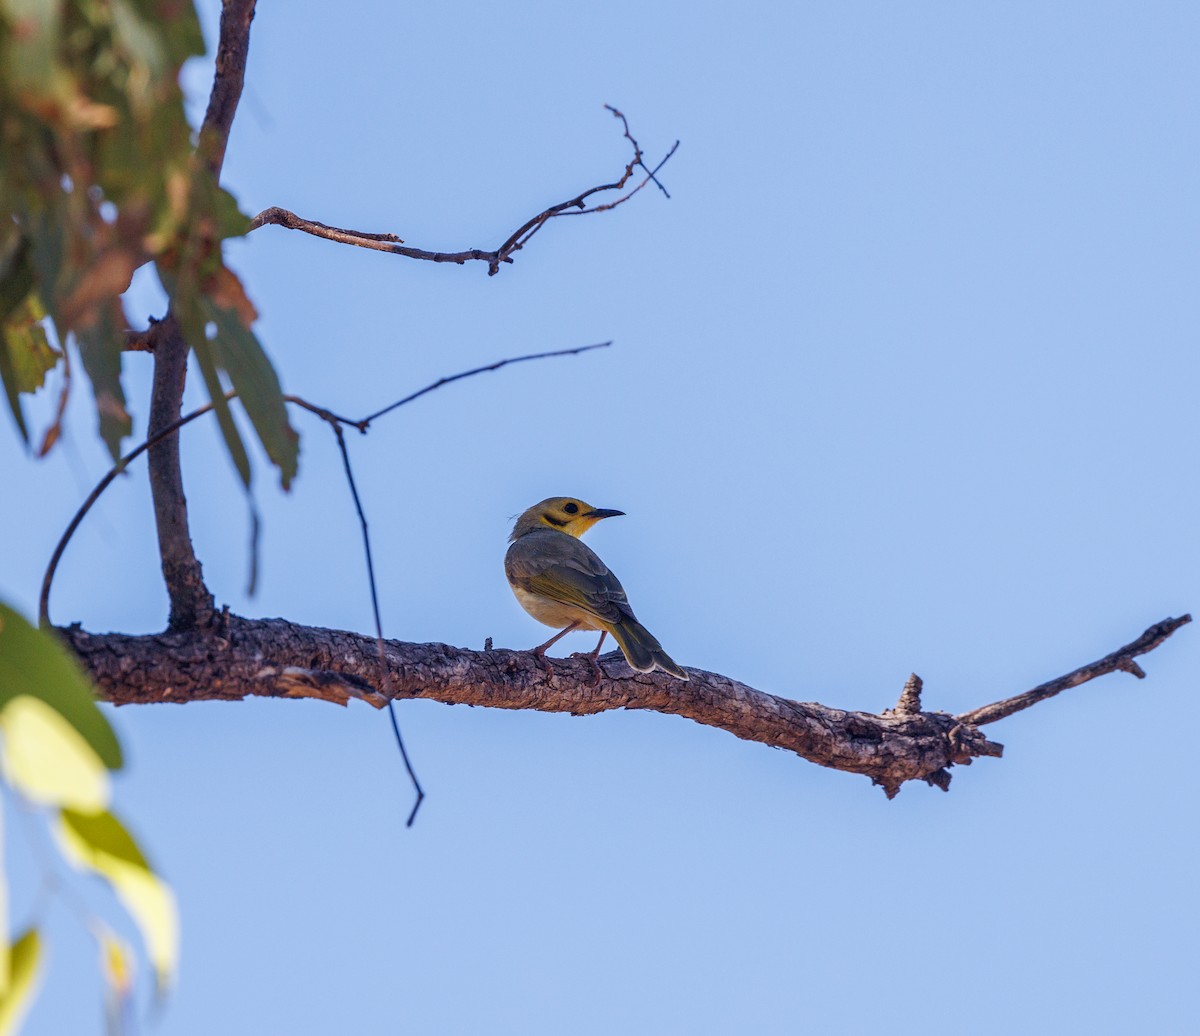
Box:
3;1;1198;1033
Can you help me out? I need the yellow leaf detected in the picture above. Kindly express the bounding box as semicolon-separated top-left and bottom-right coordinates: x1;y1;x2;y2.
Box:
0;929;42;1036
58;810;179;989
99;928;134;995
0;695;110;811
0;802;6;999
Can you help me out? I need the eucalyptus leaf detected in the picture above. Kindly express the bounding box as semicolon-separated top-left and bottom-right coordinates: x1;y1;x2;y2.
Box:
59;809;179;989
1;0;218;462
206;295;299;489
171;275;252;486
74;297;132;459
0;235;40;440
0;602;122;770
0;695;110;811
0;928;42;1036
0;334;28;443
3;295;59;394
0;0;61;95
0;235;34;324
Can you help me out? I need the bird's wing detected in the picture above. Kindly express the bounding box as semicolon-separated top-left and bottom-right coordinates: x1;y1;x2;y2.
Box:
506;532;636;625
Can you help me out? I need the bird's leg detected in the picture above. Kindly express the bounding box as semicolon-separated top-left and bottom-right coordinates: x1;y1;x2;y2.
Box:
571;630;607;684
530;621;582;674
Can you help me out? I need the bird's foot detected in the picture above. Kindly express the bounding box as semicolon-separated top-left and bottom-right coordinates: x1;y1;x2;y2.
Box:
531;650;554;677
570;652;604;685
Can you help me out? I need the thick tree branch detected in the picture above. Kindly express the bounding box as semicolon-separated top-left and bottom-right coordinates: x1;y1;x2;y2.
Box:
199;0;258;179
41;345;609;629
146;0;256;630
147;318;214;630
62;613;1188;797
249;107;679;276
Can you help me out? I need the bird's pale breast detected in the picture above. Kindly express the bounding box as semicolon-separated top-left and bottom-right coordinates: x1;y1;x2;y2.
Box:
511;585;604;631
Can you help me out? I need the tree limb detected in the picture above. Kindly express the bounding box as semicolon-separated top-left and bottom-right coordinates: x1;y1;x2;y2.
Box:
41;345;609;629
199;0;258;179
147;318;214;630
61;613;1188;797
955;614;1191;726
146;0;257;630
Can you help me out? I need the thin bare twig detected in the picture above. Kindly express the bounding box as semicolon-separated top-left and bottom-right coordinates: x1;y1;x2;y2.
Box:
41;345;607;626
249;107;677;276
43;341;609;816
324;417;425;825
552;140;681;219
280;340;612;819
604;104;672;199
359;342;610;426
41;391;231;628
124;327;157;352
957;615;1192;726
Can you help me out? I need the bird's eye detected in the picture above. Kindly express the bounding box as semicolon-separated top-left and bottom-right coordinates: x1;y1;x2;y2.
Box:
563;502;579;514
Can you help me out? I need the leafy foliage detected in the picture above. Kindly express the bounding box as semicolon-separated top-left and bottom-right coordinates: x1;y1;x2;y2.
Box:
0;0;298;485
0;602;177;1025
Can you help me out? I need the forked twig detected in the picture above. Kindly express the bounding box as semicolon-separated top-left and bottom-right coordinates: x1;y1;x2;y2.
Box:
249;107;678;275
42;341;610;826
41;342;608;627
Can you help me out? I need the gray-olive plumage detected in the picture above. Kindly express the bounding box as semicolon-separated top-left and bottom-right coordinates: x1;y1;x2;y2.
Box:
505;497;688;680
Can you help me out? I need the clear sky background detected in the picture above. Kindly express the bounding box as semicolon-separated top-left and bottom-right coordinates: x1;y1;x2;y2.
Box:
3;1;1198;1033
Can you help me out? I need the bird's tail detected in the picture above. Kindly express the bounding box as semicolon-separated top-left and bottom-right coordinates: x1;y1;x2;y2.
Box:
608;619;689;681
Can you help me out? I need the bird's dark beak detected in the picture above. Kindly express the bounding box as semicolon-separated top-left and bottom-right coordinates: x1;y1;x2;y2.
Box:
584;508;625;520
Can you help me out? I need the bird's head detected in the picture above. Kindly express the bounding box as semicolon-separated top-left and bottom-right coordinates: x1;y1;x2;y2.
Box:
509;497;625;542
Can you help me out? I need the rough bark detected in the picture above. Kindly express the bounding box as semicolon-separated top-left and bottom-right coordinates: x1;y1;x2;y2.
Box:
61;613;1189;797
146;0;257;630
147;319;214;630
199;0;258;179
64;0;1190;802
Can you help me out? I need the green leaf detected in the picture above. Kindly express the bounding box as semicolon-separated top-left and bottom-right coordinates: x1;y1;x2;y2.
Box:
191;336;252;487
170;272;252;486
189;165;252;243
3;294;59;394
22;210;65;327
0;0;62;96
0;234;38;442
124;0;205;69
0;334;29;444
109;0;168;79
59;809;179;990
59;807;149;871
75;297;132;460
206;296;298;489
0;928;43;1036
0;235;34;325
1;0;210;464
161;257;297;488
0;602;122;770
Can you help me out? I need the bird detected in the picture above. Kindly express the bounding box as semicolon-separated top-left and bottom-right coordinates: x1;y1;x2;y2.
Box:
505;496;689;681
